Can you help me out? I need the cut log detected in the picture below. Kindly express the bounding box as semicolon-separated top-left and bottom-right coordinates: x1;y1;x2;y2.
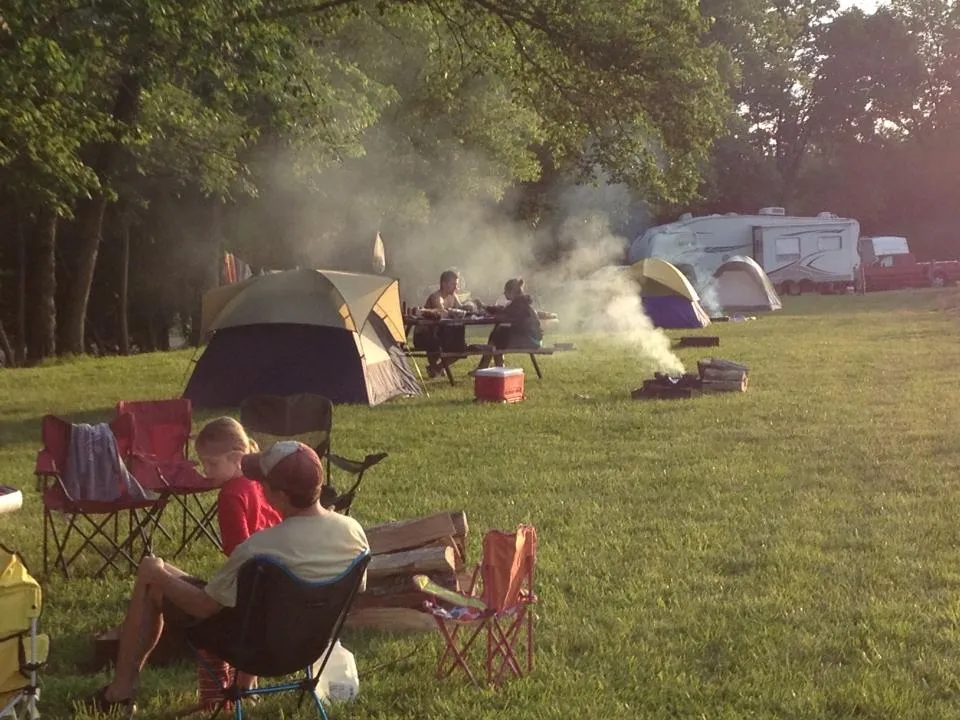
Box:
697;358;749;375
365;511;467;557
356;569;460;610
702;376;749;392
345;607;436;633
700;367;748;382
368;544;460;580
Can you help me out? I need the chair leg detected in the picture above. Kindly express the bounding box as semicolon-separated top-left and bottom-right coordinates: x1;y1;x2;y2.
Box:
487;615;527;685
436;619;485;684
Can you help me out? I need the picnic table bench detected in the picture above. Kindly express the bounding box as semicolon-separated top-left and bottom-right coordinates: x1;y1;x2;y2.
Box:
405;344;576;385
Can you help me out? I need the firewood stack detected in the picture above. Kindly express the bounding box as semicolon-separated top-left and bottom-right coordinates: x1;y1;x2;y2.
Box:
346;510;468;632
698;357;749;392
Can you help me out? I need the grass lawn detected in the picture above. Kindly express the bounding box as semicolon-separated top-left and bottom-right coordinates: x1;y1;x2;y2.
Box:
2;288;960;719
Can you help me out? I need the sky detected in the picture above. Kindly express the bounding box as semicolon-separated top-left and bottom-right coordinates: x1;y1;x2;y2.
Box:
840;0;881;9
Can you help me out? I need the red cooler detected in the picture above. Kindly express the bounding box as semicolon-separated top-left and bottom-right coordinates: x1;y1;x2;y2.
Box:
474;367;525;403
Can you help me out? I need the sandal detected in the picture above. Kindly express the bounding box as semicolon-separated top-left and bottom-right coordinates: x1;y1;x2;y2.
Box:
76;685;137;718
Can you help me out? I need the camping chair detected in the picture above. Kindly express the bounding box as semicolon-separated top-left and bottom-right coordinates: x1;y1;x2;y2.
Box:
415;524;538;687
35;414;165;578
0;546;49;720
239;394;387;514
114;399;222;558
186;551;371;720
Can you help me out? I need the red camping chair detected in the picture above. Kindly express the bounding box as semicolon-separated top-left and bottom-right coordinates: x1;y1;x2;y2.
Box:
115;399;222;558
36;413;167;578
415;524;538;687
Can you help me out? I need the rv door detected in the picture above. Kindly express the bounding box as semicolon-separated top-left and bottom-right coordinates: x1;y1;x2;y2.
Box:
752;227;764;265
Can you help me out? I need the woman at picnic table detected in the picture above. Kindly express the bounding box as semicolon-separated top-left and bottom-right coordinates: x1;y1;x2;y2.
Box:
473;277;544;372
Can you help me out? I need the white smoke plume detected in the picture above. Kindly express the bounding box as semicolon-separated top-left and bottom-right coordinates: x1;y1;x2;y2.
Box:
249;146;685;373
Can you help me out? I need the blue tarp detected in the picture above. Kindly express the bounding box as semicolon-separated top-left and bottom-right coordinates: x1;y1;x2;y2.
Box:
641;295;711;329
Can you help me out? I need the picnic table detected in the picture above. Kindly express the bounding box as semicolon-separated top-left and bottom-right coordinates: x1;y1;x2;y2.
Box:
403;311;570;385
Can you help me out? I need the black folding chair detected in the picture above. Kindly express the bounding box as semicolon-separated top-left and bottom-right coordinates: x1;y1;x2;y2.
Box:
187;552;371;720
239;394;387;514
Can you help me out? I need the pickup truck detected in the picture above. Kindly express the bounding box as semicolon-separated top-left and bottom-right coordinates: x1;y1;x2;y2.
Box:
859;252;960;291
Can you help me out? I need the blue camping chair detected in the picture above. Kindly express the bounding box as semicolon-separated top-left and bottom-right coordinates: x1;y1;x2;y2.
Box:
186;552;370;720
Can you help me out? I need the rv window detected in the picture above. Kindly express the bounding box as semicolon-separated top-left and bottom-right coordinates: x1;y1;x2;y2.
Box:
818;235;841;251
776;237;801;263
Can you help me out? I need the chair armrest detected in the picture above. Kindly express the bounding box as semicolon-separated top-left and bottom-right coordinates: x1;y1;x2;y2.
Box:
413;574;487;611
328;452;388;475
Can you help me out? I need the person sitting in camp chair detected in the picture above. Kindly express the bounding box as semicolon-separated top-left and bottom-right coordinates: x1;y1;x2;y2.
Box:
76;441;368;718
472;277;544;372
413;269;468;378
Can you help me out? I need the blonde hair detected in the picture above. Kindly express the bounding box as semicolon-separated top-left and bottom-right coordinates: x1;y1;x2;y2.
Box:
196;417;259;456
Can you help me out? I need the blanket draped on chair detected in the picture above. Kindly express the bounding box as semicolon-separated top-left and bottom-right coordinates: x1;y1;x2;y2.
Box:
63;423;154;502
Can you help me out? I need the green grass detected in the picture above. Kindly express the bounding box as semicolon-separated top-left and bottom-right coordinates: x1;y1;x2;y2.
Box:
3;288;960;719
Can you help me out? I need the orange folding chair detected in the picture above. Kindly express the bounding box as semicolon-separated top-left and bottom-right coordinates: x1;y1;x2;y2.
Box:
415;524;538;687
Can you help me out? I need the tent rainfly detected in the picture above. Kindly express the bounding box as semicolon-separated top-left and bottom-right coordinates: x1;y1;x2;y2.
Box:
183;269;422;408
629;258;712;329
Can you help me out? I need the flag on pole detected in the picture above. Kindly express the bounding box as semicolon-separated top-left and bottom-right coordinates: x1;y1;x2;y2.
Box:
372;232;386;274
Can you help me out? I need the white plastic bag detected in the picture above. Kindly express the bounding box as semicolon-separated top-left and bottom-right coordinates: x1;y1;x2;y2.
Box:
313;641;359;703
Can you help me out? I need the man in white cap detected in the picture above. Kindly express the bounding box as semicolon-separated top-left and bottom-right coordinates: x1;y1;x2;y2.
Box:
79;441;368;717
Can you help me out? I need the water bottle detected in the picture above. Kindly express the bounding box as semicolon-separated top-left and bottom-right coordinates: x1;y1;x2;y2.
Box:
313;641;359;703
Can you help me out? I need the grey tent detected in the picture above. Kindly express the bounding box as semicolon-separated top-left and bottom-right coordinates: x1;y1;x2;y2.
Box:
707;256;782;313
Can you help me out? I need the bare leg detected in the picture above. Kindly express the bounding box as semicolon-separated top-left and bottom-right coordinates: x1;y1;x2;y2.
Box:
105;562;166;700
105;559;203;701
494;353;504;367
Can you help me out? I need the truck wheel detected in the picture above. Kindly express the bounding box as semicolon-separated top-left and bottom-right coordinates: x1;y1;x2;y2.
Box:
781;281;800;296
932;274;947;288
799;280;817;295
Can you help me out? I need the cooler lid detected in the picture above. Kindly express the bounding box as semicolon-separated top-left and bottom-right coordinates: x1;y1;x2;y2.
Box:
474;367;524;377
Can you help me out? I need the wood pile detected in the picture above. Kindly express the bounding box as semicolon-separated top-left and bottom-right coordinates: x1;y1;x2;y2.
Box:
698;357;749;393
346;510;468;632
631;372;702;400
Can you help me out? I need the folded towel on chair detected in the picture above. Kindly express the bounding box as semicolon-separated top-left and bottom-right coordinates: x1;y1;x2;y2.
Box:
64;423;155;502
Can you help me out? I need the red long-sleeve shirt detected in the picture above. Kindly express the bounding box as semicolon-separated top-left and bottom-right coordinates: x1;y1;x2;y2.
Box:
216;476;283;556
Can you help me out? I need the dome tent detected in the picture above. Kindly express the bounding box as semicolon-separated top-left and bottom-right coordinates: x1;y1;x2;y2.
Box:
707;256;782;313
629;258;711;329
184;269;422;408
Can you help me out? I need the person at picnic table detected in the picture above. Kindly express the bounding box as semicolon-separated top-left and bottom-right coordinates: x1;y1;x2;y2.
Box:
473;277;544;372
194;417;283;696
414;269;468;378
424;269;463;313
76;440;369;718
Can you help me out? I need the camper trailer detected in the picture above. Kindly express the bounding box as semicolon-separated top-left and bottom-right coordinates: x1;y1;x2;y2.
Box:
628;208;861;295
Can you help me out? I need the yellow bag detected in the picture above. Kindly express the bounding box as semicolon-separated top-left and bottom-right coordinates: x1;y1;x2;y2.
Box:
0;547;48;709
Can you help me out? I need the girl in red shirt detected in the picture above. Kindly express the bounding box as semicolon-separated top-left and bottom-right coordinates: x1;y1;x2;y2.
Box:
196;417;282;557
195;417;281;695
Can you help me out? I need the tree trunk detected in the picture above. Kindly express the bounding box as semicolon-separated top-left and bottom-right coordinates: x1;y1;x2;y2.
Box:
189;200;223;346
0;322;15;368
118;216;130;355
27;211;57;363
60;74;141;355
16;221;26;365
